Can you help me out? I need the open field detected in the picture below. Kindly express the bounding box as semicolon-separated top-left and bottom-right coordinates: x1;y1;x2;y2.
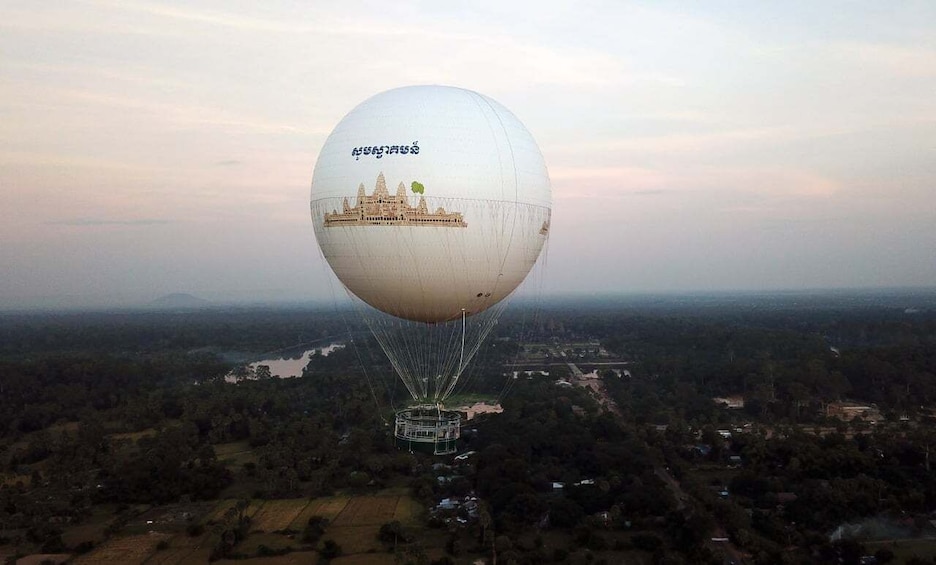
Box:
214;441;257;470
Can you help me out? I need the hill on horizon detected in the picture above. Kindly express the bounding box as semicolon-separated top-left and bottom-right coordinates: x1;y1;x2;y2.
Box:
150;293;212;309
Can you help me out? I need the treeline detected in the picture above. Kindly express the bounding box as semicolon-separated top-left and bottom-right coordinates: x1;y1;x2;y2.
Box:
0;307;353;356
551;304;936;423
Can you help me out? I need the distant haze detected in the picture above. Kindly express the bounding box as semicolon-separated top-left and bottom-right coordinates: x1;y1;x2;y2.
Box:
2;2;935;309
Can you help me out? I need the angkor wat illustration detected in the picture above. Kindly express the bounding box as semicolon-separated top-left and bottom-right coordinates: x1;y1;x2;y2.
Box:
323;173;467;228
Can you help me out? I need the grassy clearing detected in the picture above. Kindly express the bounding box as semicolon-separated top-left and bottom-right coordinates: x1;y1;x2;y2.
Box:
214;441;252;457
214;441;257;470
325;524;383;554
251;499;312;532
444;393;498;406
61;505;120;547
109;428;158;443
46;422;81;436
392;496;422;524
61;522;109;548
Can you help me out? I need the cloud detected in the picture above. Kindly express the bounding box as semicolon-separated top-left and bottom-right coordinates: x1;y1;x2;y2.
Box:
45;218;170;226
550;166;672;199
631;189;671;196
834;42;936;78
712;168;841;198
547;162;841;217
86;1;648;91
55;89;317;134
102;0;340;33
0;151;158;172
546;126;804;157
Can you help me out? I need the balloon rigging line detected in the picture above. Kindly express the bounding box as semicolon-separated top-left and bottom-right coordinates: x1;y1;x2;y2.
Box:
312;199;549;408
317;242;391;418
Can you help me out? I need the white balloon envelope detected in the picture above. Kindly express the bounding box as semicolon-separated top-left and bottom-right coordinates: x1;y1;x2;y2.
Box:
310;85;551;407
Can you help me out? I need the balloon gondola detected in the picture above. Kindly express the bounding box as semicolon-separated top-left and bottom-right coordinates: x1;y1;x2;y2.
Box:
310;86;551;454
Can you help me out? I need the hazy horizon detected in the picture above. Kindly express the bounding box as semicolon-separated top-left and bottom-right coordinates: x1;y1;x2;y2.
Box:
3;2;934;310
3;285;936;314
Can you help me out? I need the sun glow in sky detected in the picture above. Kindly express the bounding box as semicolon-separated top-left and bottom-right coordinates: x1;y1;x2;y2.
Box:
2;1;935;308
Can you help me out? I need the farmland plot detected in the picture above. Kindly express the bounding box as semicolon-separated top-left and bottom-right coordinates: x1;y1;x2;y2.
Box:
332;496;399;526
251;499;312;532
288;496;351;529
72;532;172;564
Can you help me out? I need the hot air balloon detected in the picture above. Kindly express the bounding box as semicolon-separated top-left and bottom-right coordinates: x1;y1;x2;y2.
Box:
310;85;551;454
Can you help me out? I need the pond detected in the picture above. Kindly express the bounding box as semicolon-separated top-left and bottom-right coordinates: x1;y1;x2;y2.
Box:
225;342;345;382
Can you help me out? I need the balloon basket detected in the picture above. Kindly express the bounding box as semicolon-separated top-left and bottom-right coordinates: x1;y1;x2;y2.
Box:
393;405;461;456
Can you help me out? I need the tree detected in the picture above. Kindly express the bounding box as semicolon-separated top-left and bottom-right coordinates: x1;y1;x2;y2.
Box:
303;516;329;544
320;539;342;559
379;521;412;546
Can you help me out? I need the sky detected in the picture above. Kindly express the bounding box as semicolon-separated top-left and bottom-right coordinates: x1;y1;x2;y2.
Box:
2;1;935;309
